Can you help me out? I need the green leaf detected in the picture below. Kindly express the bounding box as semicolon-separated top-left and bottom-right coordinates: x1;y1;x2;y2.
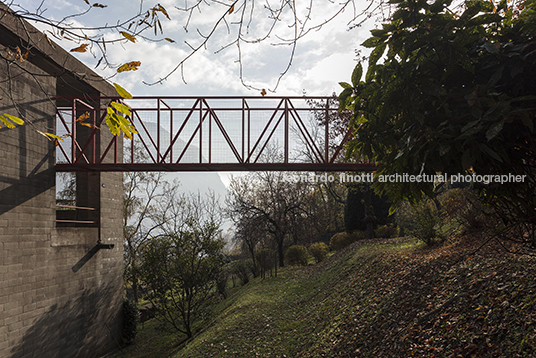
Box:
338;88;353;112
521;115;534;132
461;120;480;133
370;28;388;37
110;102;131;117
339;82;352;89
351;63;363;87
486;120;504;141
479;143;502;162
369;42;387;67
113;83;133;99
362;36;383;48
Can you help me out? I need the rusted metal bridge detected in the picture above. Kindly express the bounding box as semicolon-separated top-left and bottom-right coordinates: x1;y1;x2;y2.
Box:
55;96;376;172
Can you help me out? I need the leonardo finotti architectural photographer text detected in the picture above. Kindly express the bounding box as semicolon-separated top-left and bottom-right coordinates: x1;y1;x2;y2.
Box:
285;173;527;185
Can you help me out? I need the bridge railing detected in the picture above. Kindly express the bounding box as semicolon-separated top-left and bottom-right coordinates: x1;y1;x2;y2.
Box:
55;96;375;172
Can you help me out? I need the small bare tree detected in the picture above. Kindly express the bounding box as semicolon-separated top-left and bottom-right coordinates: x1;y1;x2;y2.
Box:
226;171;313;267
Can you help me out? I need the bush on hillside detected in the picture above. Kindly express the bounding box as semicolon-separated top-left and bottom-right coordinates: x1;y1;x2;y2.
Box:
286;245;309;266
309;242;329;263
230;259;251;286
216;271;228;298
374;224;398;238
410;200;441;246
439;188;483;233
329;231;366;251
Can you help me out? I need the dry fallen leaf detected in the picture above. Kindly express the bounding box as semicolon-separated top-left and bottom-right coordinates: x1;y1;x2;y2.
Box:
70;44;89;53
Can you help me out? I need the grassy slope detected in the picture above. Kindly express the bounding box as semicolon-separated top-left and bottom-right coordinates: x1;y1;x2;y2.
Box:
121;237;536;357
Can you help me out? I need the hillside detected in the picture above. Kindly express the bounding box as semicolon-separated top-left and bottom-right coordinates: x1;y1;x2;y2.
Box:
117;237;536;357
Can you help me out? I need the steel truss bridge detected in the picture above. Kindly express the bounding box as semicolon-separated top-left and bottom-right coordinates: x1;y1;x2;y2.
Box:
55;96;376;172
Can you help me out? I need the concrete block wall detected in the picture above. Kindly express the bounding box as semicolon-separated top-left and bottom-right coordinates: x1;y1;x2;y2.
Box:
1;12;125;358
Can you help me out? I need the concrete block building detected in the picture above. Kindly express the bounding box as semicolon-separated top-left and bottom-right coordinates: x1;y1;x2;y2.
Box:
1;4;124;357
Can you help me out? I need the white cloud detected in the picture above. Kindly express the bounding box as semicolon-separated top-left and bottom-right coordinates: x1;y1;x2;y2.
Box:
17;0;376;96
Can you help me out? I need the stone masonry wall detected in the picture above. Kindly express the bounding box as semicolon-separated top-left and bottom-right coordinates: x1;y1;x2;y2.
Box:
0;16;124;358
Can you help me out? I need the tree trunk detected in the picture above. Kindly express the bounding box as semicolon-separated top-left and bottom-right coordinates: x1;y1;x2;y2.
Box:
277;236;285;267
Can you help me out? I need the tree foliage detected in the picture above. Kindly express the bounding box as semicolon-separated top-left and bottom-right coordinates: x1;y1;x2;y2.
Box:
308;242;329;263
139;193;226;338
340;0;536;246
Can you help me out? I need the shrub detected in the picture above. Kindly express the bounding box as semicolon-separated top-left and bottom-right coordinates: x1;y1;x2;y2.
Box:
374;224;398;238
439;188;483;232
329;231;366;251
395;201;415;236
309;242;329;263
285;245;309;266
216;271;228;298
231;259;251;286
122;298;139;344
410;200;441;246
344;186;365;232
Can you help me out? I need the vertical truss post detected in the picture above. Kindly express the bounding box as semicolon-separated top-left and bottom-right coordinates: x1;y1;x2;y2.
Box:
91;108;96;164
247;101;251;163
209;101;212;164
71;100;76;164
157;99;161;162
325;100;329;164
284;99;289;164
242;98;245;162
170;104;173;163
199;99;203;164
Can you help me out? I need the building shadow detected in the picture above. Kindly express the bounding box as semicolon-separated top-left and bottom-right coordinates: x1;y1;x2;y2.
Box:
9;285;123;358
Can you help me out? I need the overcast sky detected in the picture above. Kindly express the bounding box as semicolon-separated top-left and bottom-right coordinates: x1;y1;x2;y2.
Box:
16;0;380;96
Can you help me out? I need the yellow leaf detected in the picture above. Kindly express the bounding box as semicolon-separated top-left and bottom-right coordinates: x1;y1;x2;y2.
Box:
120;31;136;43
76;112;90;122
45;132;64;141
70;44;89;53
157;4;170;20
117;61;141;73
3;113;24;125
110;102;131;116
0;115;16;128
113;83;133;99
80;122;93;128
165;38;175;43
36;130;64;142
228;4;235;14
